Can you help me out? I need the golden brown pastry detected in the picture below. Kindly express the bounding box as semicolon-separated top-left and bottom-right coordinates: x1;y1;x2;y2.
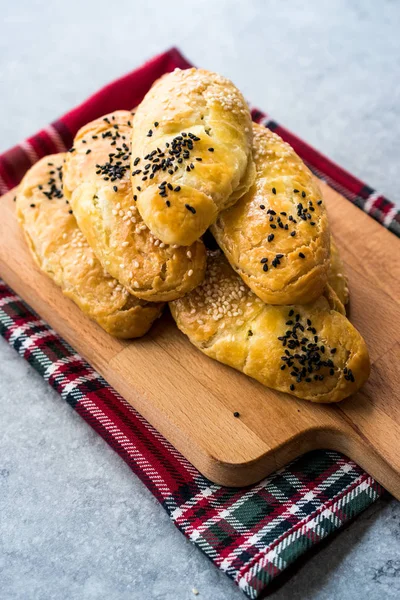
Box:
211;123;330;305
170;251;370;403
328;236;349;308
63;111;206;302
131;68;256;246
17;154;162;338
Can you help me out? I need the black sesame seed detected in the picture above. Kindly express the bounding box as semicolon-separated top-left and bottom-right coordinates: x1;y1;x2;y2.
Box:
299;252;305;259
267;234;274;242
290;384;295;391
166;200;171;207
113;186;118;192
302;191;306;198
208;147;214;152
174;186;181;192
233;411;240;418
260;204;265;210
248;330;253;336
30;203;36;208
263;263;269;272
272;187;276;194
260;257;268;264
185;204;196;214
293;189;299;194
290;231;296;237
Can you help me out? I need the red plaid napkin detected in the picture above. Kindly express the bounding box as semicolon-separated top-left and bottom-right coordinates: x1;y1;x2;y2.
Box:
0;48;395;599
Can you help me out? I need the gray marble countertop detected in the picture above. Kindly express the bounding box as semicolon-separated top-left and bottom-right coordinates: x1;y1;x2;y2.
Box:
1;1;399;599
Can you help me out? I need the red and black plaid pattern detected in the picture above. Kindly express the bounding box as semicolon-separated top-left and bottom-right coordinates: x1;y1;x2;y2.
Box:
0;48;392;598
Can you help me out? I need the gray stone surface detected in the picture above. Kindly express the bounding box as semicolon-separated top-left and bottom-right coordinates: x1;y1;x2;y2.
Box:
1;1;399;599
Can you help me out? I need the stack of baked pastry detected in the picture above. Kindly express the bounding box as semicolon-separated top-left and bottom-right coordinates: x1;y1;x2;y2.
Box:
16;68;370;403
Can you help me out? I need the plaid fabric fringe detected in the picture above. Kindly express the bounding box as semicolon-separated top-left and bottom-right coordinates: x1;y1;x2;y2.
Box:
0;48;391;598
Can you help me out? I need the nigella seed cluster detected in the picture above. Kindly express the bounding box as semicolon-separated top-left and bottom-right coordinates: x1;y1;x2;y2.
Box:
36;163;64;201
343;367;355;382
132;131;202;206
277;310;348;390
259;189;322;273
296;199;316;226
96;158;130;182
259;252;285;271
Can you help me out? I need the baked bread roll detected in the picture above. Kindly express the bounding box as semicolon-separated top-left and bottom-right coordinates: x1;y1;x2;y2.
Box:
170;251;370;403
131;68;256;246
17;154;162;338
211;123;330;305
63;111;206;302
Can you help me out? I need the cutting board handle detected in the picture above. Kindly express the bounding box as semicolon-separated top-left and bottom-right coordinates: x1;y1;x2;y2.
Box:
322;424;400;500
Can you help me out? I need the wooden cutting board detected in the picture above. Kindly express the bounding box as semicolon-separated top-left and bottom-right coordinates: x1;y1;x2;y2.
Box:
1;183;400;497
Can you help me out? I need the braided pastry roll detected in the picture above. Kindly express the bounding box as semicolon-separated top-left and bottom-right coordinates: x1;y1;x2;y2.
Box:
131;68;256;246
63;111;206;302
170;251;369;403
17;154;162;338
211;123;331;305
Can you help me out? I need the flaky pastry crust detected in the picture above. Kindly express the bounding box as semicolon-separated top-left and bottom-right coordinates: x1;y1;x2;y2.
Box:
211;123;330;305
17;154;162;338
63;111;206;302
170;251;370;403
131;68;256;246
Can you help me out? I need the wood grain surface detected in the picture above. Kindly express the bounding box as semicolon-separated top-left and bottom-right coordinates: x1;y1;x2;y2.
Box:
1;183;399;496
